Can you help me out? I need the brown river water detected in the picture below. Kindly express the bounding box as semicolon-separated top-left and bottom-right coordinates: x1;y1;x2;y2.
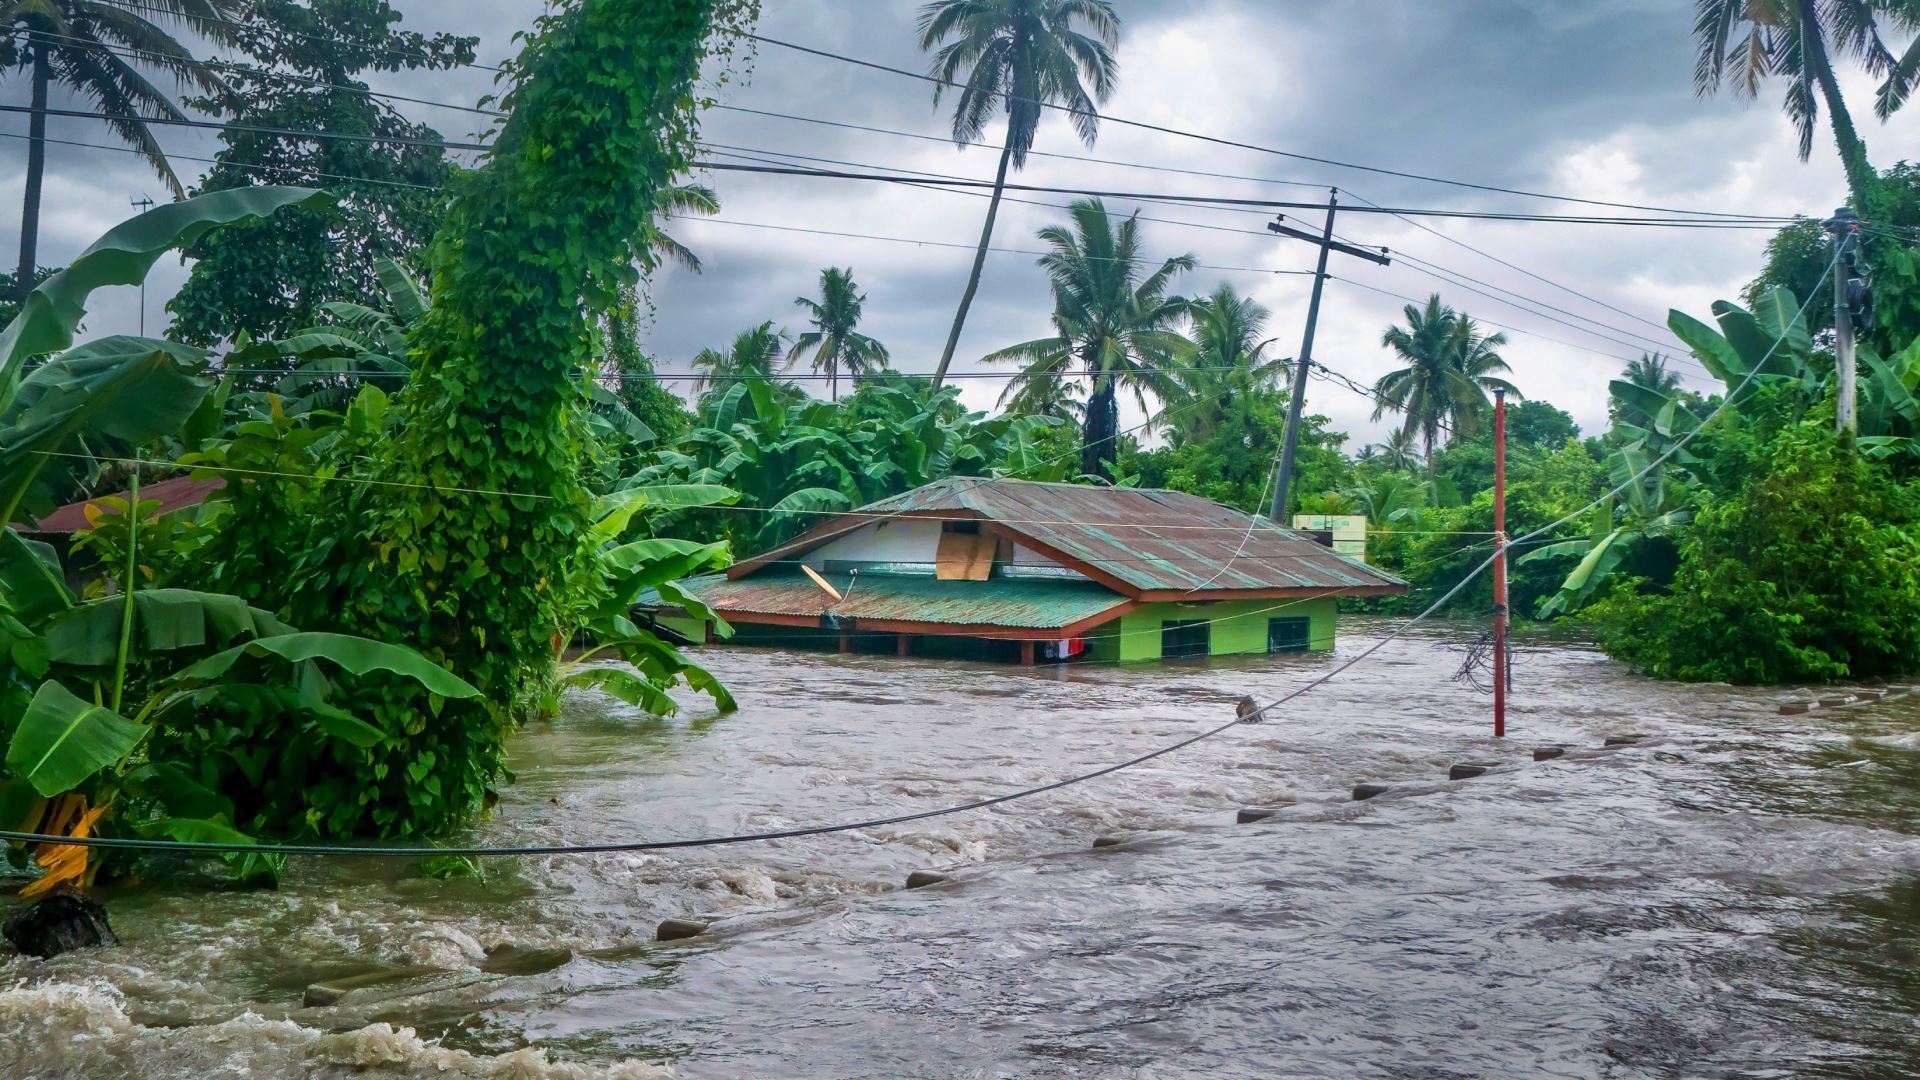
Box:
2;617;1918;1078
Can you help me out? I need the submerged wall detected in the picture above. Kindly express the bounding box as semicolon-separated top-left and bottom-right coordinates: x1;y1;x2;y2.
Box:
1084;598;1338;663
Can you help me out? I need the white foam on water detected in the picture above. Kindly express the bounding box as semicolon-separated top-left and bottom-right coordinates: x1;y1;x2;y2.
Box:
0;980;674;1079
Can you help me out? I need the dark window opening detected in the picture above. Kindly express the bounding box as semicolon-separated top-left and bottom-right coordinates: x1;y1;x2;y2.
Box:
1161;619;1211;659
1268;617;1311;653
942;519;980;534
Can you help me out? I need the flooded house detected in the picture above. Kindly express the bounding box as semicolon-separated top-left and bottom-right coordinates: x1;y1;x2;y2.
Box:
644;478;1406;664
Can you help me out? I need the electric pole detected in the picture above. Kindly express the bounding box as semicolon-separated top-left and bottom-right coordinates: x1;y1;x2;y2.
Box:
1267;189;1391;522
1491;386;1508;738
131;195;155;335
1825;206;1862;437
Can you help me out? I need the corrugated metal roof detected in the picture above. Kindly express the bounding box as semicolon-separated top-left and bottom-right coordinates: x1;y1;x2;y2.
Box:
652;570;1129;629
744;477;1406;596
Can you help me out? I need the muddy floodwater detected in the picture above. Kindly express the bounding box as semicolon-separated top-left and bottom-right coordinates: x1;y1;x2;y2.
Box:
3;617;1918;1078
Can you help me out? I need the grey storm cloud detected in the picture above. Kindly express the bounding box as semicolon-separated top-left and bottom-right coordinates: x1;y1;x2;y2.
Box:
1;0;1898;437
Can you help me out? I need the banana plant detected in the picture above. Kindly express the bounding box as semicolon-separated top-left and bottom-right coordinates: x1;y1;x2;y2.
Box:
1520;445;1695;617
541;481;743;718
0;187;331;526
0;527;478;889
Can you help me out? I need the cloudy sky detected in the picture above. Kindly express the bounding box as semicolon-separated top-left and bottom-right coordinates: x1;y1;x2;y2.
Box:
2;0;1909;444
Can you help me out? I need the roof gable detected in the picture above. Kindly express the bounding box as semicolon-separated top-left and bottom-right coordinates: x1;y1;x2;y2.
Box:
732;478;1405;598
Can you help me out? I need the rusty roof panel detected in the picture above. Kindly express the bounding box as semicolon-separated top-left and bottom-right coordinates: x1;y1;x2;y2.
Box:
776;478;1406;596
650;571;1129;629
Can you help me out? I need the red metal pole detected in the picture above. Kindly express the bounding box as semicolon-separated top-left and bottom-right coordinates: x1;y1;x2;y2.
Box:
1491;387;1508;739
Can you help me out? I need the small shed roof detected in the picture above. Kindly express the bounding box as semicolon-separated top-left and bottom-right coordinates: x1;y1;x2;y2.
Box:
734;478;1405;600
25;475;226;534
656;570;1130;632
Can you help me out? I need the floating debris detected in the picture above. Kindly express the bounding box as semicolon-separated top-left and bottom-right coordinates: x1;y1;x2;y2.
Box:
904;871;949;889
656;918;709;942
1352;783;1392;801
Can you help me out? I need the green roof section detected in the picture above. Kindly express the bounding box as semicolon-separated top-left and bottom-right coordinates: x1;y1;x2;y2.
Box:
647;570;1130;629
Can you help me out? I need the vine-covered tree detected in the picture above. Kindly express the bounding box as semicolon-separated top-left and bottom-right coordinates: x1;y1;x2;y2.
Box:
166;0;475;346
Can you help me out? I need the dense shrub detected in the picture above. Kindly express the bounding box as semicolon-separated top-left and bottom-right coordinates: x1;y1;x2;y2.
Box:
1591;420;1920;683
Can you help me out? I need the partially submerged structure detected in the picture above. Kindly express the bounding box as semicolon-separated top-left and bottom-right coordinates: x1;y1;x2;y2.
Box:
646;478;1405;664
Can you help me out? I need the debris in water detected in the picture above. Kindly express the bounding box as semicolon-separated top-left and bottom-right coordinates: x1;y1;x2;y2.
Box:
1237;807;1281;823
1351;783;1391;801
302;964;444;1008
656;918;709;942
480;943;574;976
1447;763;1494;780
1236;696;1262;723
905;871;950;889
1091;834;1127;848
2;888;115;958
1603;735;1644;747
1532;745;1567;761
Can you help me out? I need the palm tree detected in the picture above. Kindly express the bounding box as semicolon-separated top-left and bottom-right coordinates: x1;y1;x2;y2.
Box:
789;266;890;401
1622;352;1682;395
645;182;718;273
1158;283;1286;446
983;198;1194;481
1365;428;1423;474
1371;294;1519;469
1691;0;1920;207
690;321;788;396
5;1;242;306
917;0;1120;390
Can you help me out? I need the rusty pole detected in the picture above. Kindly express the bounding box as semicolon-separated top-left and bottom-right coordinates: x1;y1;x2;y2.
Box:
1492;387;1508;738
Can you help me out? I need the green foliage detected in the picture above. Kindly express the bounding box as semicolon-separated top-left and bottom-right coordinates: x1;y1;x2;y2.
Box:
1;186;328;388
166;0;475;347
192;0;745;838
1127;388;1347;516
1592;418;1920;683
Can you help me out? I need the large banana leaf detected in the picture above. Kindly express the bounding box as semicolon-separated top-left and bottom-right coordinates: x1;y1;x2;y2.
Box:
44;589;296;667
372;255;429;323
163;632;481;699
1;185;329;393
589;483;736;545
0;528;73;625
8;681;150;796
1668;308;1750;387
0;336;214;523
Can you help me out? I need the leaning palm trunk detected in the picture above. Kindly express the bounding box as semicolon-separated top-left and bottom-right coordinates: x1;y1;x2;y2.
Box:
1796;0;1881;207
931;140;1014;391
1082;374;1119;481
15;36;49;308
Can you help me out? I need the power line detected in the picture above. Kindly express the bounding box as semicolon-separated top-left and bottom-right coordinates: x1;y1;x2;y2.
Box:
2;102;1795;227
739;32;1796;223
93;0;506;73
1341;188;1681;337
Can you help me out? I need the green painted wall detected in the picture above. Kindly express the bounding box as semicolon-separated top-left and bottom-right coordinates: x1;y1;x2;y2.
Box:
1085;598;1337;663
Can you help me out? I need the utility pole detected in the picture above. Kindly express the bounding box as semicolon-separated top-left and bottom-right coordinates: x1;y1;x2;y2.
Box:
130;195;155;335
1267;189;1391;521
1824;206;1863;437
1491;386;1508;739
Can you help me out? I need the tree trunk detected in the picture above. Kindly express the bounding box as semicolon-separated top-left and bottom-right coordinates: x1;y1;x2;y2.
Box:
15;35;49;309
930;139;1015;391
1082;375;1118;481
1798;0;1879;208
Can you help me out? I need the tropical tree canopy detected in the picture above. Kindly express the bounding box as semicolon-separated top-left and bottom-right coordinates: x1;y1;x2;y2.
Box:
1371;293;1519;466
4;0;242;303
1158;283;1286;447
983;197;1195;482
789;266;890;401
692;321;790;397
917;0;1122;388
